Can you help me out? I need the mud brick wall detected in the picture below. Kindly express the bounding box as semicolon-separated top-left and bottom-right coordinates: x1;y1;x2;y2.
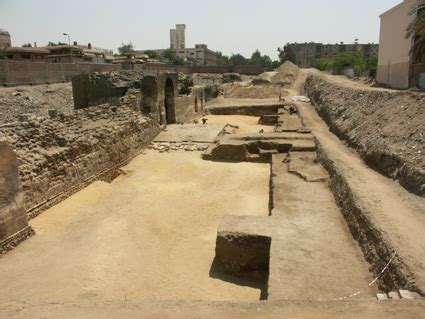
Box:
305;75;425;197
175;86;206;123
0;95;161;215
0;60;121;86
72;71;143;109
0;142;30;244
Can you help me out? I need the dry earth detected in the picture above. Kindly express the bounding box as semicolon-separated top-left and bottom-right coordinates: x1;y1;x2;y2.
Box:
0;83;73;124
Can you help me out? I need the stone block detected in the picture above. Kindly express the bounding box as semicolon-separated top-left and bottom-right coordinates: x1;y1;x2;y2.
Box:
376;293;389;301
399;290;414;300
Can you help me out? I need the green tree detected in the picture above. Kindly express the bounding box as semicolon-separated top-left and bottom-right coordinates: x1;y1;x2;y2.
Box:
278;44;297;64
316;58;333;71
161;49;185;65
22;43;32;47
118;42;135;55
216;51;230;65
406;3;425;63
144;50;159;59
271;60;281;69
47;41;67;46
229;53;248;65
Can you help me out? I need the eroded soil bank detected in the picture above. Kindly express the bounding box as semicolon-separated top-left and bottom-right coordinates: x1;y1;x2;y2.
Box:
305;74;424;197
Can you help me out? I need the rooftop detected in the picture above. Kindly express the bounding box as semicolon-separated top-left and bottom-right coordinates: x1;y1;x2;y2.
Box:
5;47;50;54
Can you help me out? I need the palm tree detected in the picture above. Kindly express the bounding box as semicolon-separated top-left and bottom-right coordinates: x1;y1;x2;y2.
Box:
406;2;425;63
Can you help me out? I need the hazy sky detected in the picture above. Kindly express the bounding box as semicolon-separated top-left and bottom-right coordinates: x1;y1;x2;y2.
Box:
0;0;400;59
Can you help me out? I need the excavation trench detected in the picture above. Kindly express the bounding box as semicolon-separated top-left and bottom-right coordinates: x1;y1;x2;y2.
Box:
206;112;404;300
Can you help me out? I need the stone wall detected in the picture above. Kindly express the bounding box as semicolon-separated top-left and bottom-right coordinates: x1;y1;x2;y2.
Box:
72;71;143;109
0;95;161;216
0;142;33;253
136;63;265;75
0;61;121;86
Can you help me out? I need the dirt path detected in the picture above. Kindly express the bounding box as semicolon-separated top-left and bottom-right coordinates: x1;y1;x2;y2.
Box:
0;151;270;303
291;70;425;291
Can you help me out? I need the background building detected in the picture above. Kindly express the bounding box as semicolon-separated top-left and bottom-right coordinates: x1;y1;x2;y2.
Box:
289;42;379;68
140;44;217;66
0;29;12;49
377;0;425;89
170;24;186;49
5;47;50;61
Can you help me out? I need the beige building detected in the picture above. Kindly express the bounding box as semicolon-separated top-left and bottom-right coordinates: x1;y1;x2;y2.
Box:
377;0;425;88
170;24;186;49
5;47;50;61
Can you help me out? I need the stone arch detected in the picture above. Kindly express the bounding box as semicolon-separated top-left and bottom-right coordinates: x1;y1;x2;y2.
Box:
141;76;159;122
164;77;176;124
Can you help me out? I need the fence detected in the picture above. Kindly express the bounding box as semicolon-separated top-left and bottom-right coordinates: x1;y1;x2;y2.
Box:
0;61;121;86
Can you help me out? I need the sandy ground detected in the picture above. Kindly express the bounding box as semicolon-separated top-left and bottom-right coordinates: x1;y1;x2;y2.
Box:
0;151;270;303
206;115;274;134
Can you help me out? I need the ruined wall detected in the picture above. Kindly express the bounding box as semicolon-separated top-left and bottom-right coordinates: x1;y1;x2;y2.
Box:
138;63;265;75
0;142;34;253
175;86;206;123
72;71;143;109
305;74;424;197
0;95;161;216
0;61;121;86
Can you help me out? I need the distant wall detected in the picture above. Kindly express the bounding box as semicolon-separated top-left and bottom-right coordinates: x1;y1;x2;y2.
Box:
0;60;121;86
134;63;265;75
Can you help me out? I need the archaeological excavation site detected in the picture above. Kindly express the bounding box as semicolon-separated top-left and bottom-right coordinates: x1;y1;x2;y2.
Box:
0;62;424;318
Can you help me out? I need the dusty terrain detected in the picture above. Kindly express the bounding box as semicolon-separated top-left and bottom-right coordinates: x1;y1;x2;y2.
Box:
1;64;425;318
0;150;270;303
0;83;73;124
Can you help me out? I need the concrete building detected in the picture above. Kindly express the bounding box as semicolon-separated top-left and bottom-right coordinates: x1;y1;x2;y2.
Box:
377;0;425;89
140;44;217;66
170;24;186;49
0;29;11;49
289;42;379;68
44;42;112;64
5;47;50;62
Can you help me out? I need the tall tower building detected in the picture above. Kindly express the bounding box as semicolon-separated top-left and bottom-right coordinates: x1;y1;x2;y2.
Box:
170;29;177;49
170;24;186;50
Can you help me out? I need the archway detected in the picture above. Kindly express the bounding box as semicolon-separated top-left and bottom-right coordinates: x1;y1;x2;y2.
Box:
141;77;159;122
164;78;176;124
195;97;198;112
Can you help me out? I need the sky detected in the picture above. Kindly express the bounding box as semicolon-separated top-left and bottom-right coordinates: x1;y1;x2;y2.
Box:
0;0;401;59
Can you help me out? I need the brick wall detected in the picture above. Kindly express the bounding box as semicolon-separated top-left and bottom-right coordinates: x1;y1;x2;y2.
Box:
0;142;29;243
0;61;122;86
136;63;265;75
0;95;161;217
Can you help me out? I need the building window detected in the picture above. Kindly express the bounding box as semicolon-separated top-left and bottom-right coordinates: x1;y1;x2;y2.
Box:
7;54;14;59
22;54;31;59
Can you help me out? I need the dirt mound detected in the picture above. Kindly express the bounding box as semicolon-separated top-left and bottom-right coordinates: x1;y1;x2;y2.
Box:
224;83;287;99
305;74;425;197
271;61;300;86
0;83;73;124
